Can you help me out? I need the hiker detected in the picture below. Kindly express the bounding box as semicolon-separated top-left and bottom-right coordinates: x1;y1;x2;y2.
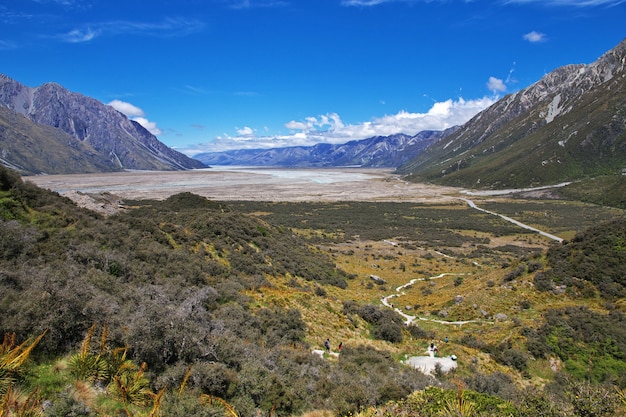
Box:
338;342;343;351
324;338;330;352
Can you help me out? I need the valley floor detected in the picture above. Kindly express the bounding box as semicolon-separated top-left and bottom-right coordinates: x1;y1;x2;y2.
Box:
25;167;463;208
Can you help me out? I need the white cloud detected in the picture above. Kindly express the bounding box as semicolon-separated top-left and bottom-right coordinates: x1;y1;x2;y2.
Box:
58;18;205;43
62;27;97;43
183;96;497;154
486;76;507;93
108;99;145;117
523;31;546;42
133;117;162;136
108;100;162;136
237;126;255;136
284;120;309;130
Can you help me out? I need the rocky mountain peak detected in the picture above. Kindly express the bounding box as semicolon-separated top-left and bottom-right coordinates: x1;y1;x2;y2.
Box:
0;74;205;174
398;37;626;189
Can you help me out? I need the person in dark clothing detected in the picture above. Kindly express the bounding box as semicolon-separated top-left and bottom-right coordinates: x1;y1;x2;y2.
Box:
324;338;330;352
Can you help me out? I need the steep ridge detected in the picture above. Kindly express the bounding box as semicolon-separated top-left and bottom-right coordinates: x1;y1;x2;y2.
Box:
195;128;458;167
0;106;119;174
0;74;205;174
397;38;626;189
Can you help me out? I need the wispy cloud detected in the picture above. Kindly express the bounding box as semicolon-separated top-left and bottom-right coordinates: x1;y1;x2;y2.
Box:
343;0;625;5
341;0;427;5
31;0;91;8
223;0;289;9
0;39;18;50
32;0;85;5
234;91;260;97
504;0;625;6
58;17;205;43
523;31;546;42
341;0;389;5
183;96;497;154
178;85;212;96
62;27;97;43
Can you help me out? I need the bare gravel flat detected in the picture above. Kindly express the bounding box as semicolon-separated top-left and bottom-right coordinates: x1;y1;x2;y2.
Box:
25;167;463;213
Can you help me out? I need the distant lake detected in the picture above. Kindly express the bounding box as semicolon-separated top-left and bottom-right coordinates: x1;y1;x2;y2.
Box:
206;166;391;184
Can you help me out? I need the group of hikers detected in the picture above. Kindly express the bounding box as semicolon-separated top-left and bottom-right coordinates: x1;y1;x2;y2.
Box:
324;338;342;353
322;336;448;357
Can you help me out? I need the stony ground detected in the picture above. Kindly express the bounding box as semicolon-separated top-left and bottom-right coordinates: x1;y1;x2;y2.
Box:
25;168;464;214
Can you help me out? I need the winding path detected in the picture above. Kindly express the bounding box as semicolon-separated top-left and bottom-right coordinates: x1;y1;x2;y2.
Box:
382;273;485;326
381;198;563;326
382;200;563;326
458;198;563;242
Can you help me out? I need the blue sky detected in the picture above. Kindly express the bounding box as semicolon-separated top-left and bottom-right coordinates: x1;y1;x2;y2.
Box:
1;0;624;155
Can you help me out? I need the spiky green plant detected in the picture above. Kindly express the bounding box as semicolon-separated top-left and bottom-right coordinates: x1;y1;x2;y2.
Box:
109;361;152;408
67;324;109;382
200;394;239;417
0;330;48;396
442;382;476;417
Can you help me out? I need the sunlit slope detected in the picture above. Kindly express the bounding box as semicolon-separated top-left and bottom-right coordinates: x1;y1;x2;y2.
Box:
398;38;626;189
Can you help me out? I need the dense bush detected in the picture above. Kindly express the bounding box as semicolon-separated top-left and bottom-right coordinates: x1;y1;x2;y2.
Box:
525;306;626;385
227;200;524;246
540;218;626;299
406;324;435;340
349;304;406;343
464;371;515;397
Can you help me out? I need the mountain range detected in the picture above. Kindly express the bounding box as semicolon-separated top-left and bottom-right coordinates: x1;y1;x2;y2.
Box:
194;128;458;168
0;74;205;175
196;38;626;188
397;38;626;189
1;37;624;187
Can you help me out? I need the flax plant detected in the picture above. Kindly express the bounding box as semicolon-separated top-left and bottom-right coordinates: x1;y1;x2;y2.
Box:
442;382;476;417
0;330;47;417
110;361;152;409
200;394;239;417
0;330;48;395
67;324;108;382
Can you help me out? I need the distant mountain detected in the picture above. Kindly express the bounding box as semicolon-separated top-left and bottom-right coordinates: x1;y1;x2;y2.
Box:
0;74;205;175
397;38;626;189
195;128;458;168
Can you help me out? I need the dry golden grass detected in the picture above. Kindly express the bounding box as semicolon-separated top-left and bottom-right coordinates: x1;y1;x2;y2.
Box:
73;380;98;408
245;206;618;392
296;410;335;417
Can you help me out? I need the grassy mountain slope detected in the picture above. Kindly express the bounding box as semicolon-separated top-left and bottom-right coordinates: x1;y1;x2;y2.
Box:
0;106;120;175
557;175;626;209
398;38;626;190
